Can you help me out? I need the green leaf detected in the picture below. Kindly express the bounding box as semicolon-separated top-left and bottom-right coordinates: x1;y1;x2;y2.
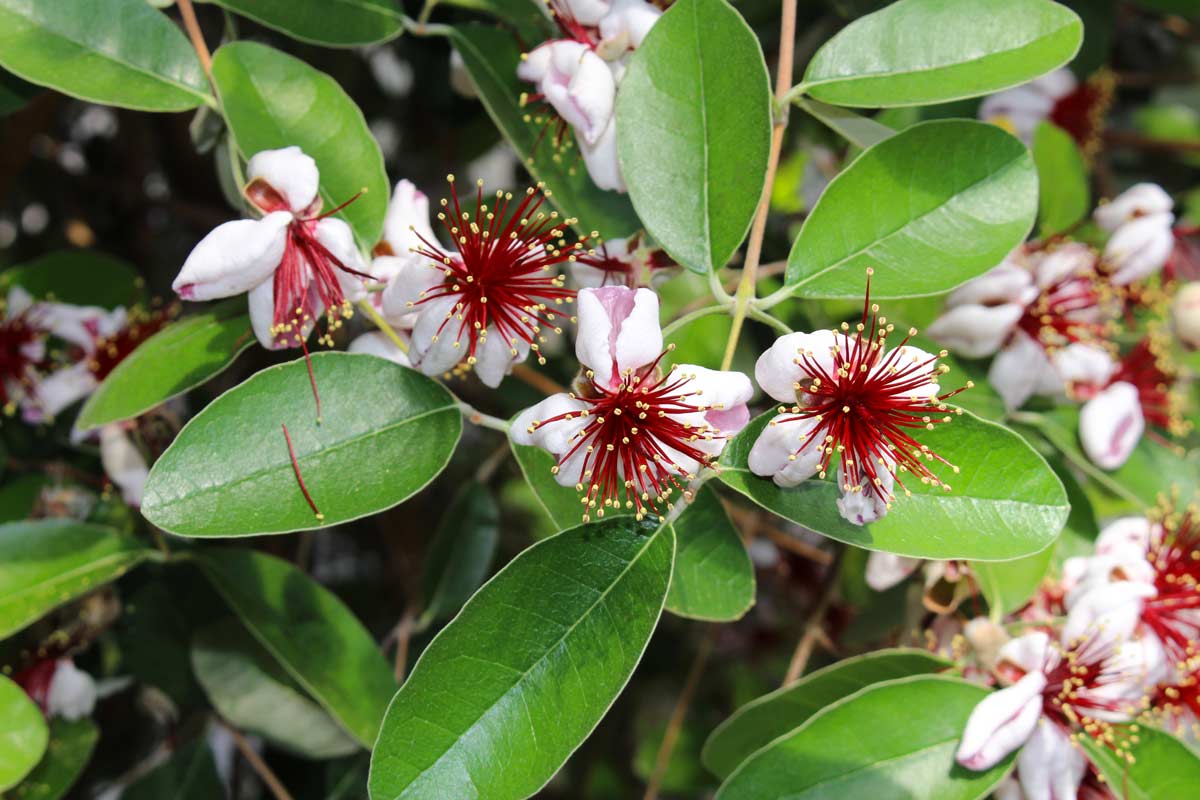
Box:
124;735;223;800
211;0;402;47
970;544;1055;620
0;251;141;309
193;548;396;748
443;24;641;240
419;482;499;628
0;475;48;524
0;674;48;792
785;120;1037;299
212;41;389;246
0;70;38;116
0;520;154;638
77;300;254;431
141;353;462;537
718;410;1069;560
715;675;1012;800
368;516;674;800
7;718;98;800
0;0;209;111
666;484;754;621
439;0;553;42
1033;121;1090;237
1081;725;1200;799
509;437;631;530
616;0;771;273
800;0;1083;108
797;97;896;150
192;619;360;758
701;649;951;779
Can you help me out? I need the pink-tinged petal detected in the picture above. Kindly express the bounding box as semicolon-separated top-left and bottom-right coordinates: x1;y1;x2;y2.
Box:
6;285;34;316
674;363;753;435
865;552;922;591
527;41;616;146
100;424;149;506
1016;719;1086;800
755;330;839;404
39;304;125;352
836;458;893;526
1080;381;1144;470
992;777;1024;800
512;393;591;455
747;415;823;486
979;85;1056;128
348;331;411;367
597;0;662;55
1096;516;1154;559
409;294;465;377
877;344;940;400
247;277;319;351
1062;581;1157;647
579;117;625;192
245;146;319;214
315;218;368;302
944;258;1036;308
1032;242;1096;289
382;179;437;255
996;632;1051;681
955;672;1047;771
1064;553;1156;611
31;363;98;421
380;255;444;316
1094;183;1174;232
46;659;97;721
563;0;612;25
174;213;290;302
1104;213;1176;286
926;302;1024;358
989;331;1053;411
473;323;530;387
1172;281;1200;348
1051;343;1115;395
575;286;661;385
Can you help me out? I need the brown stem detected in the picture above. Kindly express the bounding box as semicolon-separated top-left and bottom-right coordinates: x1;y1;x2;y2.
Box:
176;0;214;85
719;0;797;370
642;626;715;800
393;608;417;682
1102;129;1200;154
782;545;844;685
512;363;566;395
221;719;295;800
725;504;833;565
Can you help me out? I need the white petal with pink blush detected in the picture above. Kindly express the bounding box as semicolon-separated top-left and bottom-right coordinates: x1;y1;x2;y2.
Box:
956;671;1047;770
1079;380;1144;469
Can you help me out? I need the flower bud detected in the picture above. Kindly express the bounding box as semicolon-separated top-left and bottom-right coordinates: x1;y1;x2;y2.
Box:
1172;281;1200;349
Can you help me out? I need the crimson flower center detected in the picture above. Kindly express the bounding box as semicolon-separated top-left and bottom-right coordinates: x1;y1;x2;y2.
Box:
0;308;45;412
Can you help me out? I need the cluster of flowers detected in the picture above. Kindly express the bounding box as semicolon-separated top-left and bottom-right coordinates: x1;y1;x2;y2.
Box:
927;182;1189;471
950;502;1200;799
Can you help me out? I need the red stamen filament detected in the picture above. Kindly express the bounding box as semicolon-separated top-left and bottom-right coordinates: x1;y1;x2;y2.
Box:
282;423;323;521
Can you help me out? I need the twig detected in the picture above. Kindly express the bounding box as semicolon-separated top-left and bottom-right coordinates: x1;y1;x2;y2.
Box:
1103;130;1200;154
661;303;733;338
393;608;417;682
357;299;410;353
176;0;214;86
512;363;565;395
475;439;513;483
725;505;832;565
457;401;512;433
782;544;844;685
642;626;715;800
719;0;797;370
221;719;295;800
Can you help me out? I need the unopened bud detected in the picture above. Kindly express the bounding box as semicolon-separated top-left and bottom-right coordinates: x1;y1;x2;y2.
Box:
1172;281;1200;349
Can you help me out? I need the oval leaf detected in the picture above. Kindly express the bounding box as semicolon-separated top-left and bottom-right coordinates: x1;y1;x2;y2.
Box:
0;0;209;111
77;301;254;431
141;353;462;537
7;718;98;800
716;675;1012;799
666;483;754;622
969;544;1055;619
617;0;770;274
211;0;402;47
1033;121;1090;237
0;674;48;792
0;520;154;638
718;410;1068;560
702;649;952;779
419;482;499;628
445;24;640;240
193;548;396;748
191;620;359;759
801;0;1082;108
368;516;674;800
785;120;1037;299
212;41;388;245
0;251;141;309
1081;725;1200;799
510;436;631;530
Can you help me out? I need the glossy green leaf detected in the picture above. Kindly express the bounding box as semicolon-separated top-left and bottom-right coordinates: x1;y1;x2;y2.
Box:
800;0;1082;108
141;353;462;537
718;410;1069;560
702;649;951;779
124;735;223;800
970;544;1055;620
211;0;402;47
419;482;499;628
797;97;896;150
444;24;640;240
192;620;360;758
0;674;48;792
1081;725;1200;800
0;0;209;111
369;516;674;800
193;548;396;748
0;520;154;638
0;475;48;523
715;675;1012;799
7;718;98;800
212;42;388;245
77;300;253;431
1033;121;1090;237
617;0;771;273
785;120;1037;299
510;438;631;529
0;251;141;309
439;0;553;42
666;484;754;621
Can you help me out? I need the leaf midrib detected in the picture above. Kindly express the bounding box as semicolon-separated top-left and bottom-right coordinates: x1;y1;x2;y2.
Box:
689;0;714;271
773;734;962;799
0;549;147;630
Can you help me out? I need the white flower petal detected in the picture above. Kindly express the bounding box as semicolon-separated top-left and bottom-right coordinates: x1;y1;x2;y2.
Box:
956;672;1047;771
877;344;940;400
1096;516;1154;559
524;42;616;146
747;416;823;486
348;331;411;367
512;393;591;456
380;255;445;315
1094;183;1174;232
580;116;625;192
754;330;838;404
1033;242;1096;289
926;303;1024;359
836;458;893;526
1051;343;1116;393
174;213;290;302
989;331;1053;411
1080;381;1144;470
246;146;319;214
944;259;1036;308
996;631;1051;678
1062;581;1157;647
1104;212;1176;286
33;363;98;420
865;552;922;591
410;295;466;377
315;218;368;302
575;286;661;386
563;0;612;25
46;659;97;721
1016;719;1086;800
473;324;530;387
100;424;149;506
597;0;662;54
382;179;437;255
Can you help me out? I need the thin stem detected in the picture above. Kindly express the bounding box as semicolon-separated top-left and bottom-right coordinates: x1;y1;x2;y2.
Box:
708;267;733;304
149;527;172;559
747;305;793;336
1102;129;1200;154
416;0;440;27
221;719;295;800
642;626;715;800
458;401;512;433
783;544;844;685
757;283;795;311
512;363;566;395
475;439;513;483
282;424;324;521
357;299;410;354
177;0;214;86
719;0;797;371
393;608;417;682
661;303;732;338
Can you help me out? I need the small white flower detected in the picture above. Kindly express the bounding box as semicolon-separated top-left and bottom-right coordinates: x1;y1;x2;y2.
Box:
517;41;616;147
864;551;922;591
978;68;1077;143
1103;212;1176;286
46;659;97;721
1094;183;1174;232
100;424;150;507
1079;380;1144;470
